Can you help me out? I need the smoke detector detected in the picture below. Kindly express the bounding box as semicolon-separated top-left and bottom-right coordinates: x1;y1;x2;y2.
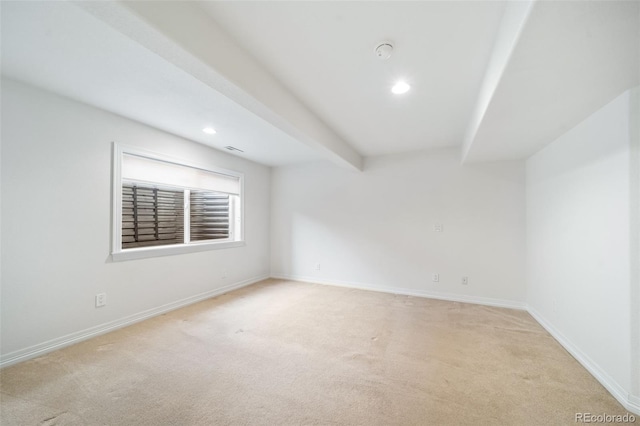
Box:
374;42;393;60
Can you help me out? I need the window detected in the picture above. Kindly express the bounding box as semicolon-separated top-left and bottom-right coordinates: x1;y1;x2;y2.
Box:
112;144;243;261
122;183;185;249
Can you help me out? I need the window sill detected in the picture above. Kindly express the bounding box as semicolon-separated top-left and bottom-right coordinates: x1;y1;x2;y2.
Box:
111;240;245;262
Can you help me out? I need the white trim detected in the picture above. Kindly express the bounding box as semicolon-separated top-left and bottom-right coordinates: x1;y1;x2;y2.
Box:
184;189;191;244
3;271;637;414
631;394;640;408
271;275;639;413
112;240;245;262
0;274;268;369
270;274;527;310
528;307;640;416
112;142;123;254
111;142;245;261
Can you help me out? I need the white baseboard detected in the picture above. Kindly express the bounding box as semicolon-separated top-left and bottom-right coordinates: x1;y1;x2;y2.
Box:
630;394;640;410
272;274;639;415
0;274;268;369
528;307;640;416
3;273;638;416
270;273;527;310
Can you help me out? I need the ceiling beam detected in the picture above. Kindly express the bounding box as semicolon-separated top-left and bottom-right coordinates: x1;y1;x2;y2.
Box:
462;0;639;163
76;1;363;171
460;1;535;164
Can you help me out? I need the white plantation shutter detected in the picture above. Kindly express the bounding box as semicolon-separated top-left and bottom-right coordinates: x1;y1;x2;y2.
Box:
122;183;184;249
189;190;230;241
113;145;243;259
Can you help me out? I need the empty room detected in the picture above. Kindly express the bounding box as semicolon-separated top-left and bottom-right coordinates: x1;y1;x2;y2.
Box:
1;1;639;424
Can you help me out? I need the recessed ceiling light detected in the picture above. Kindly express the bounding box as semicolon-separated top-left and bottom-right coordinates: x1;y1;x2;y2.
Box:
391;81;410;95
202;127;216;135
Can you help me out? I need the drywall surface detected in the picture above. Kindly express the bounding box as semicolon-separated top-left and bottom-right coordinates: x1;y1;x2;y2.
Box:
0;79;270;361
631;86;640;408
527;88;635;405
271;148;526;307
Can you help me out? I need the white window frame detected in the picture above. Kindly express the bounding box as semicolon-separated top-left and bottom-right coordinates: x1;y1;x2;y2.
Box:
112;143;245;261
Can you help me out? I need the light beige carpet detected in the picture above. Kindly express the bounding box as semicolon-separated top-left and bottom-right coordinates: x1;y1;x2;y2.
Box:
0;279;632;425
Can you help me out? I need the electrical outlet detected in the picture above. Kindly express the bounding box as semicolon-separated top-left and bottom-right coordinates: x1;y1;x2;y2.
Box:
432;273;440;282
315;263;321;271
95;293;107;308
222;271;227;279
434;224;443;232
462;276;468;285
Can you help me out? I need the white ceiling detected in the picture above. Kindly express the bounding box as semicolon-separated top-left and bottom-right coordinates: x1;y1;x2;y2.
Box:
464;0;640;162
0;1;320;167
1;1;638;168
199;1;506;157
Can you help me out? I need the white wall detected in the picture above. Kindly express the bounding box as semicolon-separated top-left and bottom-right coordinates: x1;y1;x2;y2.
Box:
526;87;639;411
0;79;271;363
271;148;526;307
